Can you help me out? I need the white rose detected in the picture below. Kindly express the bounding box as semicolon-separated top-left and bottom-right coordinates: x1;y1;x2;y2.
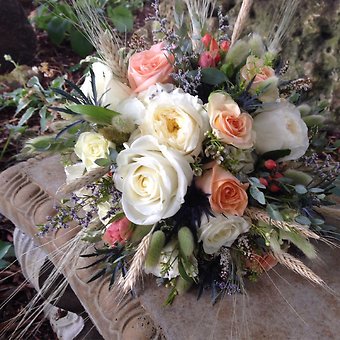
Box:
144;241;179;279
74;132;112;171
253;101;309;161
139;88;209;156
81;62;132;110
199;214;250;254
114;135;193;225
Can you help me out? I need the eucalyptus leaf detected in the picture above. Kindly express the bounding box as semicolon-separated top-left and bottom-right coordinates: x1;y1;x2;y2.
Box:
18;107;36;126
295;215;311;225
294;184;308;195
267;204;283;221
201;68;227;85
250;186;266;205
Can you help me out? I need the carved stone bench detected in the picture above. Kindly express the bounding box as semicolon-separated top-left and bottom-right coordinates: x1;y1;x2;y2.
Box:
1;155;339;339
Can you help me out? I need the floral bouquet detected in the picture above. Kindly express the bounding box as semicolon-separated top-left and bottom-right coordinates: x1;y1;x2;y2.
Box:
31;0;338;304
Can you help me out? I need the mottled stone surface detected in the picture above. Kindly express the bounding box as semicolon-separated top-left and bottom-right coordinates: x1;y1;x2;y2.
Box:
0;0;37;74
0;155;339;339
224;0;340;116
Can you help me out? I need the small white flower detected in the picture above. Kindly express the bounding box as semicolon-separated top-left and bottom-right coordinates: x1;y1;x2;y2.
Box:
253;101;309;161
81;62;132;110
199;214;250;254
114;135;193;225
74;132;112;171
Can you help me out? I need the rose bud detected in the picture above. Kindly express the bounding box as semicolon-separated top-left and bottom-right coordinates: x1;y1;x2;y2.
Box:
273;172;283;179
202;33;213;48
264;159;277;170
259;178;269;187
220;40;230;52
199;51;215;68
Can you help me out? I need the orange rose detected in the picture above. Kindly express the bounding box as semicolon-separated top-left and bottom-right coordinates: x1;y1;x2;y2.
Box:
128;43;174;93
207;92;255;149
196;162;248;216
240;55;279;102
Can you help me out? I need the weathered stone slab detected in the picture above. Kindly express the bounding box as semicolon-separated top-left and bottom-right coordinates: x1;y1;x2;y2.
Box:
0;155;339;339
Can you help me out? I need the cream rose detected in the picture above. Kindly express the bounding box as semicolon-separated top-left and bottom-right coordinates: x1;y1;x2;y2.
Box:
139;88;209;155
114;135;193;225
81;62;132;110
199;214;250;254
240;55;279;103
74;132;112;171
208;92;255;149
253;101;309;161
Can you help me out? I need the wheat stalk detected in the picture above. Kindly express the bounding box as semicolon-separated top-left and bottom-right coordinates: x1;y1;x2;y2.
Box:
245;207;320;240
57;166;110;195
273;251;326;287
118;229;154;294
184;0;217;52
71;0;128;82
230;0;254;47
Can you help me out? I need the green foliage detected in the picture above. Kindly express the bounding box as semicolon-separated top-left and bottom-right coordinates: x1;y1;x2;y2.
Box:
0;240;13;269
1;75;66;132
32;0;143;56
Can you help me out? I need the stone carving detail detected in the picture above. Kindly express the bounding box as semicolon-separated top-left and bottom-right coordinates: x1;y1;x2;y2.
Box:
0;156;164;340
13;228;85;339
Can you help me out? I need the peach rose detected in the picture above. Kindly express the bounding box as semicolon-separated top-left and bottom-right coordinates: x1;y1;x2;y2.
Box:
196;162;248;216
240;55;279;102
207;92;255;149
128;43;174;93
102;217;132;246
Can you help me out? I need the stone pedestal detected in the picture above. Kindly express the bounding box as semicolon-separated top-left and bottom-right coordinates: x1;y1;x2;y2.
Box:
0;155;339;339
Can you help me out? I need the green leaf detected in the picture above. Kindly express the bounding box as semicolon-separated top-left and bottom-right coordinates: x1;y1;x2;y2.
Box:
280;230;316;259
295;215;311;225
70;28;94;58
18;107;36;126
267;204;283;221
261;149;291;161
39;106;48;132
178;258;192;282
248;177;266;189
294;184;308;195
68;104;119;125
47;17;68;45
250;186;266;205
201;68;227;85
0;240;12;260
107;6;134;33
95;158;111;167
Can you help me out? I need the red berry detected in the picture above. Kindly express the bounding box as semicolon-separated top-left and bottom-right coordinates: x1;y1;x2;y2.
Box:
259;178;269;187
269;184;281;192
220;40;230;52
264;159;277;170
